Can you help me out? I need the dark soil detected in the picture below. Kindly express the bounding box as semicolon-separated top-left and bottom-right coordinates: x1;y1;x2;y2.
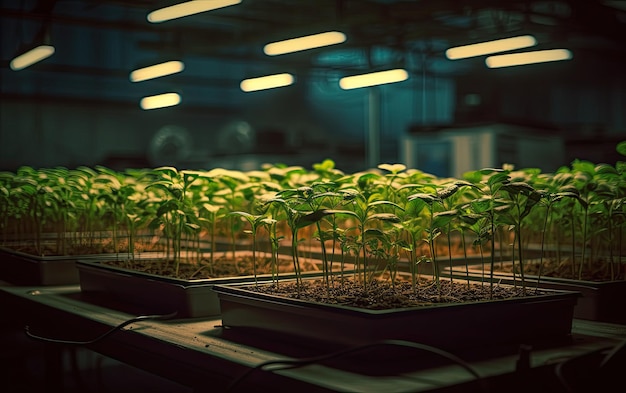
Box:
3;237;162;257
98;251;552;310
245;276;553;310
101;252;322;280
490;257;625;282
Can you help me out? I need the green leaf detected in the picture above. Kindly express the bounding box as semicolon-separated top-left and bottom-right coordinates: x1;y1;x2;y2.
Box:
479;168;505;174
436;184;459;200
405;198;428;216
260;217;277;226
202;203;221;214
230;211;255;221
486;172;510;187
294;209;335;229
363;228;385;239
558;185;579;195
433;210;457;228
498;214;517;226
156;199;179;216
595;163;618;176
408;193;437;203
501;182;535;195
459;213;482;225
313;158;336;172
154;166;179;176
378;163;406;174
469;196;492;213
369;199;405;212
185;223;201;231
367;212;401;223
462;170;483;183
617;141;626;156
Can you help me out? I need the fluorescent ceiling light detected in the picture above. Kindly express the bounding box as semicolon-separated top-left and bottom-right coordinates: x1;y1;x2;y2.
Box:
140;93;182;110
10;45;55;71
445;35;537;60
130;61;185;82
240;73;295;92
486;49;573;68
264;31;347;56
339;69;409;90
147;0;242;23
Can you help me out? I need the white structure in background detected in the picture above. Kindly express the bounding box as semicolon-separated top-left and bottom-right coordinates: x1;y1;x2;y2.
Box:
401;122;565;178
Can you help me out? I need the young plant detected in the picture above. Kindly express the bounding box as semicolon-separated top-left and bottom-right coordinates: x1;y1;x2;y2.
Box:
274;184;341;284
406;190;446;296
263;194;334;290
208;169;251;260
330;189;403;291
144;167;203;277
464;168;512;297
530;172;581;285
456;211;489;288
499;180;542;292
229;211;266;287
435;180;480;284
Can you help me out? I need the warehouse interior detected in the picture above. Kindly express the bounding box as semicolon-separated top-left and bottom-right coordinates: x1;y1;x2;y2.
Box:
1;0;625;176
1;1;626;391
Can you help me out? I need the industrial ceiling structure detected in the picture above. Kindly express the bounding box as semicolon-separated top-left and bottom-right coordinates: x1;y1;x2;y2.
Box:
1;1;625;172
2;0;625;105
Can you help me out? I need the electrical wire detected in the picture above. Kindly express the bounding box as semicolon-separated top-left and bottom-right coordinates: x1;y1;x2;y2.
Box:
553;341;622;393
24;311;178;345
225;338;482;392
598;338;626;369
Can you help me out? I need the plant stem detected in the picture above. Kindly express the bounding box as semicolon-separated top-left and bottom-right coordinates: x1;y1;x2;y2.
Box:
489;214;495;298
536;204;550;290
578;207;588;280
461;230;470;289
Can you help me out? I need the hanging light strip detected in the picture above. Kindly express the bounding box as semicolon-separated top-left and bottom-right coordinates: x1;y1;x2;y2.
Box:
240;73;295;92
130;61;185;82
264;31;347;56
339;69;409;90
445;35;537;60
10;45;55;71
140;93;181;110
147;0;242;23
486;49;573;68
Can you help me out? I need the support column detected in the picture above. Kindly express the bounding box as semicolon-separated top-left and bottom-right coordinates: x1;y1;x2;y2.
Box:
367;87;381;168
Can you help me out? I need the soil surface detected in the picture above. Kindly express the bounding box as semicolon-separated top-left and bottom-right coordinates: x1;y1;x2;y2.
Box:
244;276;553;310
98;252;551;310
490;257;625;282
3;237;162;257
101;252;323;280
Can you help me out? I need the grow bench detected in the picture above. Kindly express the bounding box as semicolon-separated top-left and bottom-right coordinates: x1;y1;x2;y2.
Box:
1;281;625;393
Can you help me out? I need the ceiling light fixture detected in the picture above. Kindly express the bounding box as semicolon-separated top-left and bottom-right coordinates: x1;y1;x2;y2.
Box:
140;93;182;110
10;45;55;71
130;61;185;82
445;35;537;60
485;49;573;68
263;31;347;56
147;0;242;23
339;69;409;90
240;73;295;92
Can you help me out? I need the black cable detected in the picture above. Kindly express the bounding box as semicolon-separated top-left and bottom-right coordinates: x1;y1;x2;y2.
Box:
599;338;626;370
24;311;178;345
225;338;482;392
553;344;615;393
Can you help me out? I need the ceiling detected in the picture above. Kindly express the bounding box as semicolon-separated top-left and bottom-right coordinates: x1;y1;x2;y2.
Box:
2;0;625;74
0;1;624;171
